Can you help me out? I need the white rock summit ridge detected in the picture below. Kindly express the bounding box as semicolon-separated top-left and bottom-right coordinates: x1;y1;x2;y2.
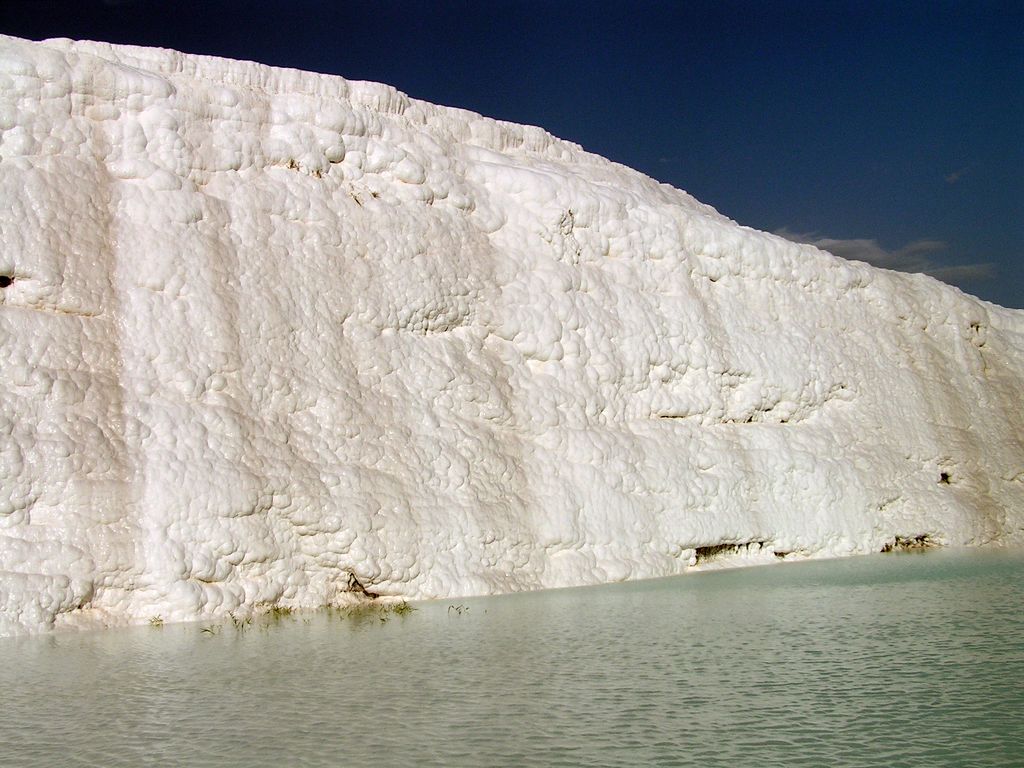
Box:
1;36;1022;635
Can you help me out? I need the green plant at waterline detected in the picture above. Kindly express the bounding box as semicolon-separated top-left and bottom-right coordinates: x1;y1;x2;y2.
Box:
391;601;414;616
327;600;416;624
192;599;417;636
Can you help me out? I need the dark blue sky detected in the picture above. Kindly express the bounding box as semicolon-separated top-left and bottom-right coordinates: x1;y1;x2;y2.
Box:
3;0;1022;307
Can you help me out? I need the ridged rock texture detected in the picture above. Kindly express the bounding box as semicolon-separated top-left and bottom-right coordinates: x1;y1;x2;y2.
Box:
1;35;1022;635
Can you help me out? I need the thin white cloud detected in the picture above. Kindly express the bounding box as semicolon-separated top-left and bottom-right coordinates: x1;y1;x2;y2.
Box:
945;164;973;185
922;263;994;282
775;228;994;285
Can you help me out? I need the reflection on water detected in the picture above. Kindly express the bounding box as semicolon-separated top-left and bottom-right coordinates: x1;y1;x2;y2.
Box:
2;549;1023;767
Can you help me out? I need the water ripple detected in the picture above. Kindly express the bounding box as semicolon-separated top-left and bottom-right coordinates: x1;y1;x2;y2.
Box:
2;549;1022;767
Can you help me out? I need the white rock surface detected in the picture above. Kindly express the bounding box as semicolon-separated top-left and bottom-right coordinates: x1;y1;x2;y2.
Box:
1;35;1022;635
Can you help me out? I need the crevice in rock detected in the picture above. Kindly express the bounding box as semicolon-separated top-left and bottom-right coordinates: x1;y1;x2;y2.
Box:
692;540;767;565
345;571;379;599
968;321;987;349
278;158;324;178
9;302;100;318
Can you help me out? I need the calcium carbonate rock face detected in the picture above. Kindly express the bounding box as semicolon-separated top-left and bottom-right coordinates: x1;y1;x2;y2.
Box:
0;35;1022;635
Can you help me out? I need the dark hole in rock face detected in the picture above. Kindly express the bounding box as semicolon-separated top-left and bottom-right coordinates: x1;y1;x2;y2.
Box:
939;471;952;484
0;275;12;288
692;541;767;565
881;534;936;552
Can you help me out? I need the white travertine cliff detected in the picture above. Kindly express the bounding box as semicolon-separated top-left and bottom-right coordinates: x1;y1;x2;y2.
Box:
1;36;1022;635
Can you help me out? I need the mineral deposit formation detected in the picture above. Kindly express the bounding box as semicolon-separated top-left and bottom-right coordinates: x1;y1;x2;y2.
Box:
1;36;1022;635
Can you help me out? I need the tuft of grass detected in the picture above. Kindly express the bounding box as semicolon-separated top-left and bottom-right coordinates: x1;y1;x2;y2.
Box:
255;604;298;625
391;601;414;616
330;599;416;624
334;602;378;621
148;615;164;627
192;599;416;635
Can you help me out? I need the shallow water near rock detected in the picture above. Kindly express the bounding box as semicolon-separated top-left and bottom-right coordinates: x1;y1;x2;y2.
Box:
3;549;1023;767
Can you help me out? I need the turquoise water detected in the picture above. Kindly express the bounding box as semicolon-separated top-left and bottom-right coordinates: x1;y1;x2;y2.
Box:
2;549;1022;767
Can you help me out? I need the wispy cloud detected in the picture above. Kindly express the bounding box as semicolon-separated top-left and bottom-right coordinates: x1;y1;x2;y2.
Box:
922;262;994;282
944;163;974;185
775;228;994;285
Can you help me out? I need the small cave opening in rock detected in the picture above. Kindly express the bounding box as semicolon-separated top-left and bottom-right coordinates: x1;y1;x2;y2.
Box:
691;541;767;565
939;471;952;485
0;275;13;288
882;534;937;553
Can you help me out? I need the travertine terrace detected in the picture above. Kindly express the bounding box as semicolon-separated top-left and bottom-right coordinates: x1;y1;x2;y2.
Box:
1;36;1022;634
